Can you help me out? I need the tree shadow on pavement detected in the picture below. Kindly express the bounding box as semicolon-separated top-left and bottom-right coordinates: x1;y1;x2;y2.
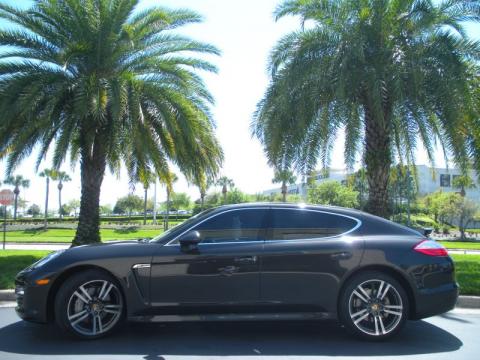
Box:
0;319;462;357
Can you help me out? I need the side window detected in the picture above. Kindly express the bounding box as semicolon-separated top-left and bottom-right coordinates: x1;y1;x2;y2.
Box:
192;209;267;243
270;209;358;241
440;174;451;187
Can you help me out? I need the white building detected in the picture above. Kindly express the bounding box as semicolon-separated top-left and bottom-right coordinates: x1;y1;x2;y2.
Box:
263;165;480;202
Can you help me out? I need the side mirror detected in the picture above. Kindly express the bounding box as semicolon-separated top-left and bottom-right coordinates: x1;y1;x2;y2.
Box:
179;230;202;251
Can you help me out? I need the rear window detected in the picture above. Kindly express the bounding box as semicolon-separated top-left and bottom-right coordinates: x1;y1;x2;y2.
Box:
269;209;359;241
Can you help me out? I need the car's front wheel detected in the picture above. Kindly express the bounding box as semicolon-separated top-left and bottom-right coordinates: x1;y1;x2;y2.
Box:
54;269;124;339
339;271;409;341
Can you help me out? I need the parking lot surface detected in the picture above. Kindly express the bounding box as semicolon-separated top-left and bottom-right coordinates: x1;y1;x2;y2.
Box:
0;308;478;360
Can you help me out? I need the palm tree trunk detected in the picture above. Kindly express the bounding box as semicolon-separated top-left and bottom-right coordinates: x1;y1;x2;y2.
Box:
58;183;62;220
282;181;287;202
44;177;49;229
363;103;392;218
143;187;147;226
165;189;170;230
13;192;18;220
72;144;106;246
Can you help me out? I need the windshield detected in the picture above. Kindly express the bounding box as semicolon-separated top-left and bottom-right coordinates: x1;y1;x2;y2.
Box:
149;207;217;243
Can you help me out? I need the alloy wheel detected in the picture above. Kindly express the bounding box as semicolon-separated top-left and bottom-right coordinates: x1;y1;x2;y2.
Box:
348;279;403;336
67;279;123;337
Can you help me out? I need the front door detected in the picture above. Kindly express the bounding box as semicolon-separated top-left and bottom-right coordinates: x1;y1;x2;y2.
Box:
150;208;268;310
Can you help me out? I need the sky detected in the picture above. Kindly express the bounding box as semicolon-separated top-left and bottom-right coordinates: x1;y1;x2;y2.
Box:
0;0;478;212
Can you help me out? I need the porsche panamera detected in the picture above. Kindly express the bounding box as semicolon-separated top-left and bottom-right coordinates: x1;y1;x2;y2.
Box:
15;203;458;340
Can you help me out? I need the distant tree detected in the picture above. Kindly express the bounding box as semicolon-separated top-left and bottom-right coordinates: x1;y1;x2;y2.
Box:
18;198;28;215
204;192;222;207
52;171;71;219
389;165;417;219
27;204;41;217
137;170;157;225
254;193;271;202
99;204;113;216
423;191;448;223
113;195;143;219
60;204;72;217
163;172;178;230
170;192;191;211
437;193;479;240
4;175;30;220
0;207;11;218
39;169;56;228
67;199;81;217
192;172;214;211
452;175;476;197
308;181;359;208
225;188;248;204
216;176;235;203
272;169;297;202
346;169;368;209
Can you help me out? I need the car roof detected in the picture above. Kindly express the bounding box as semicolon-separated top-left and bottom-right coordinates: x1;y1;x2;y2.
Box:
212;202;364;217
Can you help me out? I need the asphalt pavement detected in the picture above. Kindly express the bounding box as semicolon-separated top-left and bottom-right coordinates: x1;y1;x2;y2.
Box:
0;307;478;360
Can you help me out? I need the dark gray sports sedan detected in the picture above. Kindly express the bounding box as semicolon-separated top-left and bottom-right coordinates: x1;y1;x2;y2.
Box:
15;203;458;340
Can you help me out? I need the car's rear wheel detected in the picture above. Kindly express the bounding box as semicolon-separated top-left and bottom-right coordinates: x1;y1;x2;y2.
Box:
339;271;409;341
54;269;124;339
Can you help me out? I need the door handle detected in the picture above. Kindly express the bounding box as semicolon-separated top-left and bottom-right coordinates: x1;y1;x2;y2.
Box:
330;252;352;260
234;256;257;264
219;265;239;275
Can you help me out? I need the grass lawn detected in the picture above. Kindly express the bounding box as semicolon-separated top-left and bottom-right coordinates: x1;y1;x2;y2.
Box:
440;241;480;250
3;228;164;243
450;254;480;296
0;250;51;289
0;251;479;295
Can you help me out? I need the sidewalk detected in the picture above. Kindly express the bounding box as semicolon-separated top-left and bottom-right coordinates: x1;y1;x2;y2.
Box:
447;249;480;255
3;243;70;251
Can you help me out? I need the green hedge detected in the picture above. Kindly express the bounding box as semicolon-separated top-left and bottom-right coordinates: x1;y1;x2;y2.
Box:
0;214;191;224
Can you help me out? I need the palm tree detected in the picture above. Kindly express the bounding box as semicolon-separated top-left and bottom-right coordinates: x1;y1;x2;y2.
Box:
192;171;214;211
163;172;178;230
272;169;297;202
0;0;223;245
53;171;71;219
4;175;30;220
38;169;56;228
252;0;480;218
216;176;234;203
137;169;157;226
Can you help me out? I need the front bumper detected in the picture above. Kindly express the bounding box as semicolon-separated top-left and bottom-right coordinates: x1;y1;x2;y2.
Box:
413;282;459;319
15;271;50;323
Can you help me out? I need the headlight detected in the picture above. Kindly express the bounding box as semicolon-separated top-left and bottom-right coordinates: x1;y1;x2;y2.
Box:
30;250;65;269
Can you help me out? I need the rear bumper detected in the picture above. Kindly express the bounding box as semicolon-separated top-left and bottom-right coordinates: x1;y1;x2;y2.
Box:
413;282;459;319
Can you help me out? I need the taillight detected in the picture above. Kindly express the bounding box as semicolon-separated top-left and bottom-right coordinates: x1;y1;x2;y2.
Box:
413;239;448;257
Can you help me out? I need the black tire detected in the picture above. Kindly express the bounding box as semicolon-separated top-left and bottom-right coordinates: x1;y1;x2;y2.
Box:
338;271;409;341
54;269;125;339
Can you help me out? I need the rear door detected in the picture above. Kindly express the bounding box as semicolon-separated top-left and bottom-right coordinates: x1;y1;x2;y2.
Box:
260;208;364;313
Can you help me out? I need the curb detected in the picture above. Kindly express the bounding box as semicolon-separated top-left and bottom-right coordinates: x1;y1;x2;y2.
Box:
456;296;480;309
0;290;15;302
0;289;479;308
